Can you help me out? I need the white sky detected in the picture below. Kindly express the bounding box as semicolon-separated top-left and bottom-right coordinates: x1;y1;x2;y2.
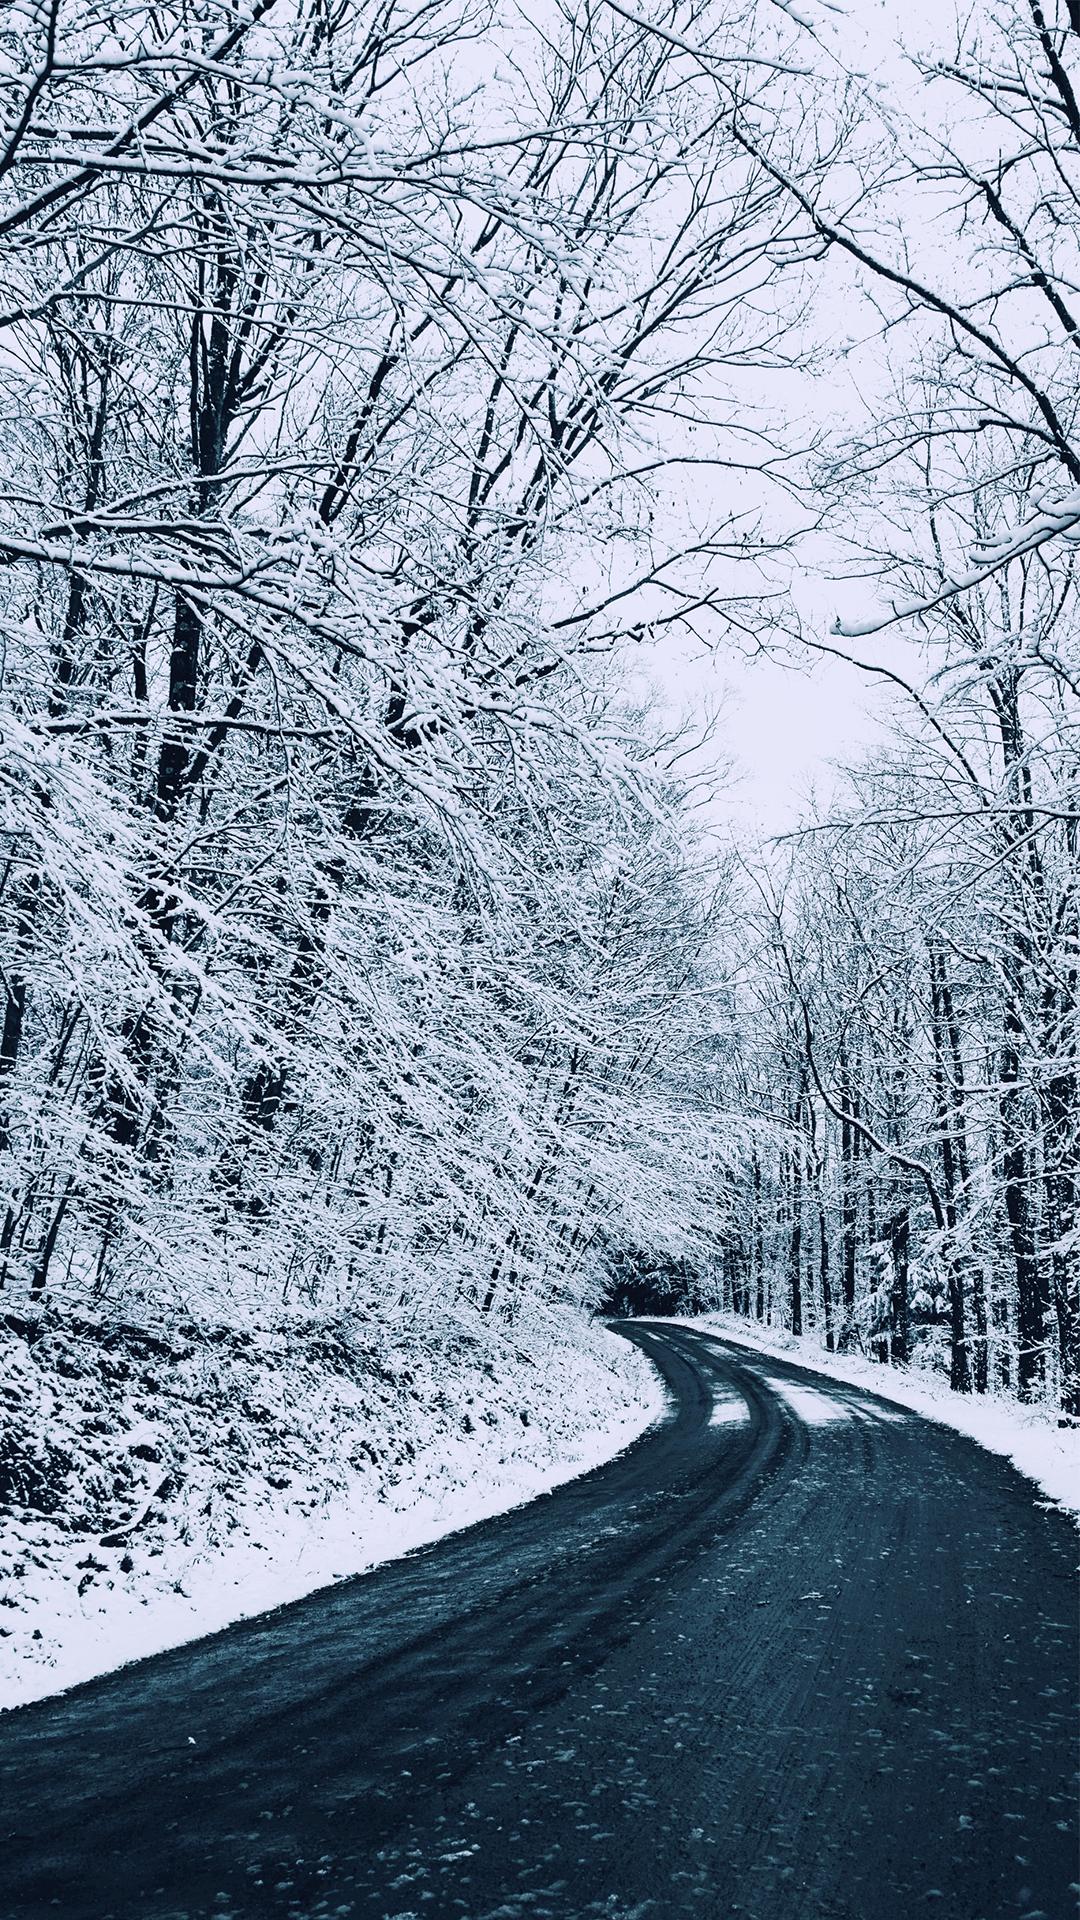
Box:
701;647;884;836
631;0;970;842
636;618;901;840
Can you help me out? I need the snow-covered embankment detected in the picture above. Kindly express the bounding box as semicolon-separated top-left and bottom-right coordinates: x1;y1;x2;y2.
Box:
0;1305;665;1710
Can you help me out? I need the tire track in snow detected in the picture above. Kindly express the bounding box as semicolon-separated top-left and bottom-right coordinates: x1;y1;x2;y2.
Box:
0;1323;1075;1920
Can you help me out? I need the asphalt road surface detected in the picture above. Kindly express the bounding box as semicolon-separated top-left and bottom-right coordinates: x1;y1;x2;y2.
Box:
0;1323;1076;1920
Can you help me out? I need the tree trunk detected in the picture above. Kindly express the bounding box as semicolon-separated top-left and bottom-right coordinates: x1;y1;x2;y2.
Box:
818;1199;834;1351
889;1206;910;1363
929;946;972;1393
839;1053;858;1350
990;669;1049;1398
752;1152;765;1321
1001;1018;1045;1398
790;1137;803;1337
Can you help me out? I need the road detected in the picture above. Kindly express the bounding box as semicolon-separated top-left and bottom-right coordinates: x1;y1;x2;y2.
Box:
0;1323;1076;1920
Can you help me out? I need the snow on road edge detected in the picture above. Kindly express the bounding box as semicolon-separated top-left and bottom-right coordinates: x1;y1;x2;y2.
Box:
1;1313;667;1713
674;1312;1079;1520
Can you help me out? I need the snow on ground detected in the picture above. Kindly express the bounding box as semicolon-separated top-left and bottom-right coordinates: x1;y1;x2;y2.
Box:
0;1303;666;1711
708;1385;751;1427
763;1378;860;1427
678;1312;1080;1519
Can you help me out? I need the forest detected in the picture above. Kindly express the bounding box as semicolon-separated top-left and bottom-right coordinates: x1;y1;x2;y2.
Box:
0;0;1076;1436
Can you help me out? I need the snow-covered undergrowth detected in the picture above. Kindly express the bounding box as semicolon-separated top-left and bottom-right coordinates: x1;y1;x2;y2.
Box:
0;1303;665;1711
680;1313;1080;1520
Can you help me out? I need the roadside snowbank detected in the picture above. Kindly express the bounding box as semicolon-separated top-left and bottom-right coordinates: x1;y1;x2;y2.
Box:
0;1304;665;1711
678;1312;1080;1520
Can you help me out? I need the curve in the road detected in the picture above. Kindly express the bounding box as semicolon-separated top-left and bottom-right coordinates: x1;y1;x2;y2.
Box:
0;1322;1075;1920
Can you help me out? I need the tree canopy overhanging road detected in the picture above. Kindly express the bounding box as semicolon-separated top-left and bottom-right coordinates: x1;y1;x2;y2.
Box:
0;1323;1076;1920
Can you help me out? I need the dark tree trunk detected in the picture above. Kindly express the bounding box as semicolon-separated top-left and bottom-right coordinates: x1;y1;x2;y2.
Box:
839;1053;858;1350
790;1085;807;1337
990;669;1049;1398
1001;1019;1045;1398
929;946;972;1394
1043;829;1078;1416
889;1207;910;1364
819;1200;834;1351
0;881;32;1156
752;1152;764;1321
790;1145;803;1337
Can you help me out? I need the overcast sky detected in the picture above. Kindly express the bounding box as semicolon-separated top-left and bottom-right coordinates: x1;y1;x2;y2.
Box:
633;0;962;841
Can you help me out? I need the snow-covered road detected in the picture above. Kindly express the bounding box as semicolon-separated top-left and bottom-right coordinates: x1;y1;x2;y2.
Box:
0;1323;1075;1920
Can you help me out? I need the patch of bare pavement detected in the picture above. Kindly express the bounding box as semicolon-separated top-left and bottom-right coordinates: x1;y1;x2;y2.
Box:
0;1322;1075;1920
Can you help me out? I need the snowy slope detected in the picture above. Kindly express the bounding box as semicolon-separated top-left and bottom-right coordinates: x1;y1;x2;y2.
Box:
0;1305;665;1711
